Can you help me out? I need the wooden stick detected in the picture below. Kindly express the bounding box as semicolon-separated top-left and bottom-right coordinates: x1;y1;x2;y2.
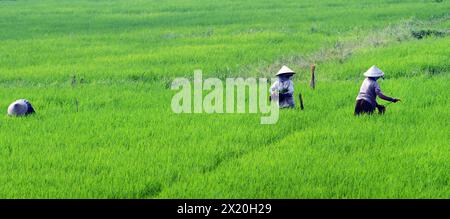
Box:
298;92;304;110
310;64;316;89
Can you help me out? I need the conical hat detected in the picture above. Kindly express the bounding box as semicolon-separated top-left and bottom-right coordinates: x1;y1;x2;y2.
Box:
7;99;29;116
364;65;384;77
276;65;296;76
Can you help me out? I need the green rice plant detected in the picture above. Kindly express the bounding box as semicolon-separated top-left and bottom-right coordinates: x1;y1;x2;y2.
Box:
0;0;448;198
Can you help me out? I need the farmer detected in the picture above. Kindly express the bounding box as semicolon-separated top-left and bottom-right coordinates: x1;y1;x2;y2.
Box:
7;99;35;116
355;66;400;115
270;65;296;108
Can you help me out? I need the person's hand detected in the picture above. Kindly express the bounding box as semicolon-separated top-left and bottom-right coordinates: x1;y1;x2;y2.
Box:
280;88;288;94
392;98;400;103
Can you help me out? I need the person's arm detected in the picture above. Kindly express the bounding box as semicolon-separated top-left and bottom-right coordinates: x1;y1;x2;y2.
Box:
270;81;279;94
375;83;399;102
286;80;294;95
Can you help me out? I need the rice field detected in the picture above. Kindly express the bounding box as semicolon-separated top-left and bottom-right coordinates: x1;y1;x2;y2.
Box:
0;0;449;198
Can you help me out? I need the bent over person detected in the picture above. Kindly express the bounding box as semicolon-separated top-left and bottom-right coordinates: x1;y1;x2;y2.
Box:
270;65;296;108
355;66;400;115
7;99;36;116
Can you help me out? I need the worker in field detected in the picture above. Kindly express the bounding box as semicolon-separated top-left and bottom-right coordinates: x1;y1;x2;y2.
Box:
270;65;296;108
7;99;35;116
355;66;400;115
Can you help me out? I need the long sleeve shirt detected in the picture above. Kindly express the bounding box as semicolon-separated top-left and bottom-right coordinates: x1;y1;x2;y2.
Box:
356;78;395;107
270;79;295;108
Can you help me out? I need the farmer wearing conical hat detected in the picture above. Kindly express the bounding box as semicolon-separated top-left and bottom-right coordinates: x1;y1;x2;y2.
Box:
7;99;35;116
270;65;296;108
355;66;400;115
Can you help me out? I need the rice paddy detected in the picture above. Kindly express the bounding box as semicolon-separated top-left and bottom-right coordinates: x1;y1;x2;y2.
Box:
0;0;449;198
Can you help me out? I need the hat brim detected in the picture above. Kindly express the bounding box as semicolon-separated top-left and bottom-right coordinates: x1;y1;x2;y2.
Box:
7;102;28;116
364;72;384;77
276;72;296;76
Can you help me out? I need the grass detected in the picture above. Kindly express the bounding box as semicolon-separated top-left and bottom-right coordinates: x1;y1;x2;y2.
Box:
0;0;449;198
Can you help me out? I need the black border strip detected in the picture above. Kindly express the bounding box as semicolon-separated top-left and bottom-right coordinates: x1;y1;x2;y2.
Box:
0;199;448;217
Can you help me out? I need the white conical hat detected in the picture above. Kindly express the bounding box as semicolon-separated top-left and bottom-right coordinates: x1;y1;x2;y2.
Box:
7;99;29;116
276;65;296;76
364;65;384;77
